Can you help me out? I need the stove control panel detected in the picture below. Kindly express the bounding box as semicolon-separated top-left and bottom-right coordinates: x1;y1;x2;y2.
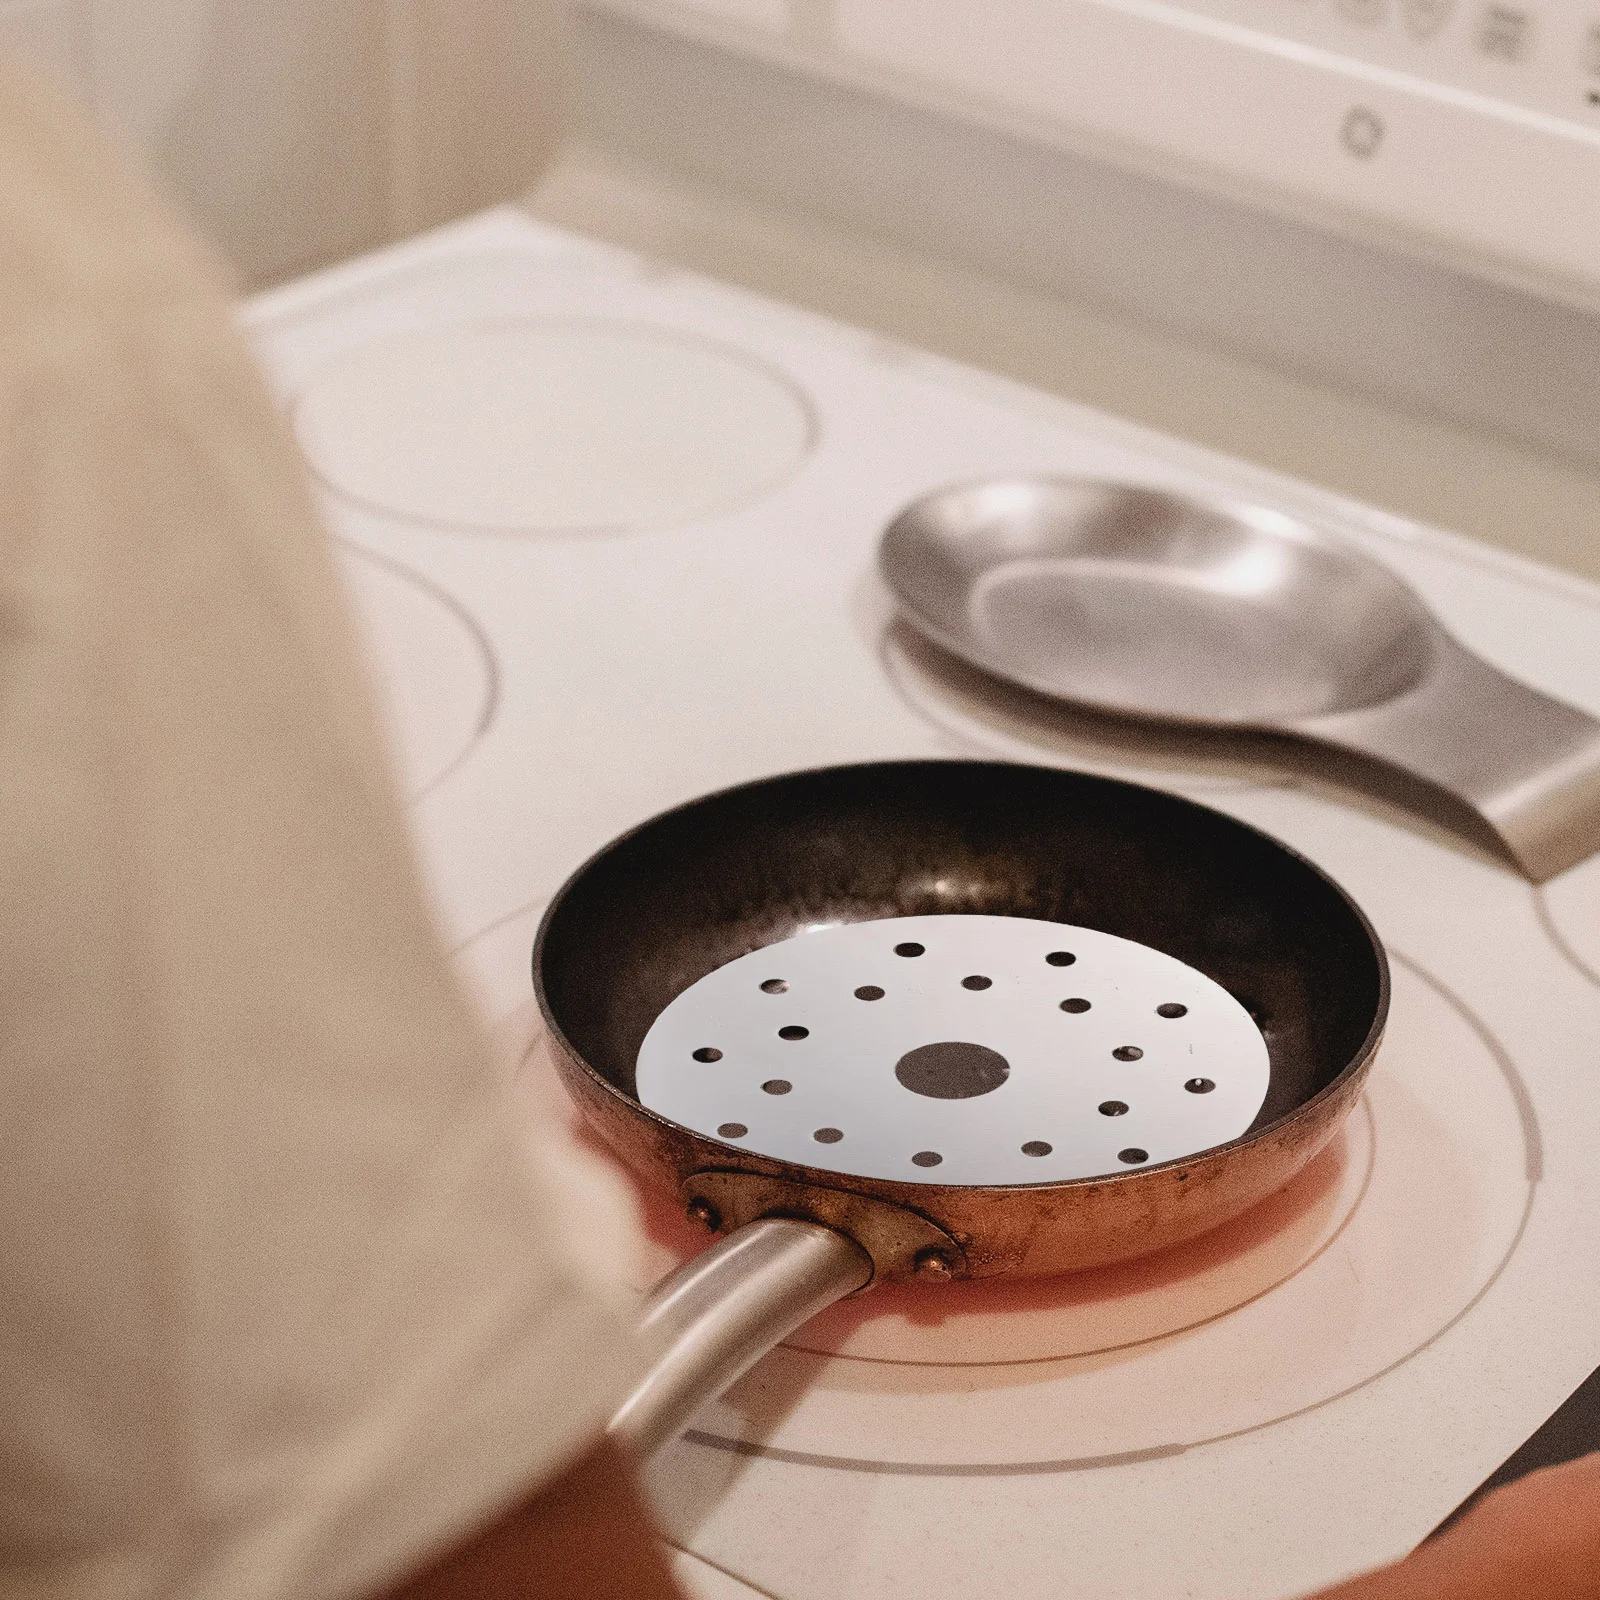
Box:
597;0;1600;303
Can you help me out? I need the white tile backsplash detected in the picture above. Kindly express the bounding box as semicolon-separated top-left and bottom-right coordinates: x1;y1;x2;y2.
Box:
0;0;565;288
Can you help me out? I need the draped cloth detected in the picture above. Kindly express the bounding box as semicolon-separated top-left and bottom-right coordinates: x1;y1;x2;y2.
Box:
0;60;642;1600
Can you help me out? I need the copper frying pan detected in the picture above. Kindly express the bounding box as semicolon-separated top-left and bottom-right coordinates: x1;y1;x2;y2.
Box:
533;761;1388;1459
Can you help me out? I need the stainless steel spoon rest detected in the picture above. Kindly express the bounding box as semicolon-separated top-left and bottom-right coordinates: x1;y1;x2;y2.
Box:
880;477;1600;881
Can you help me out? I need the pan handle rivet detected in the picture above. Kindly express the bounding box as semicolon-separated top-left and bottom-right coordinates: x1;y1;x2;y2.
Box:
686;1198;721;1231
913;1248;956;1280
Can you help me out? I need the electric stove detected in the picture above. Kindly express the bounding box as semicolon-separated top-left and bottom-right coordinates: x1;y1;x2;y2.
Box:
247;207;1600;1600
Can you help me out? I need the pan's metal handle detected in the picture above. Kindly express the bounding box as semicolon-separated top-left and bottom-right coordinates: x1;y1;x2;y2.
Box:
1295;633;1600;882
608;1217;873;1463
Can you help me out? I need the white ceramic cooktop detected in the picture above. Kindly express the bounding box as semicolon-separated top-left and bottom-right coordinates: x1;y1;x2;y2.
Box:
248;209;1600;1600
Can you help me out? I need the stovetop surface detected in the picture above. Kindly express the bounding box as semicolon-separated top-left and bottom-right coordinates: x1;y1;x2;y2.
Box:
248;208;1600;1600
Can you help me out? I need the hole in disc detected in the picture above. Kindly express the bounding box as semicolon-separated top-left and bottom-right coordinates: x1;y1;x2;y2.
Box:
895;942;926;958
961;974;993;990
692;1047;722;1063
778;1025;809;1041
855;985;885;1001
1113;1045;1144;1061
813;1127;844;1144
718;1122;748;1139
762;1079;792;1095
1060;998;1091;1014
760;978;789;995
895;1041;1010;1099
911;1150;943;1168
1118;1148;1150;1164
1021;1141;1052;1157
1046;951;1076;966
1099;1100;1129;1116
1185;1077;1217;1094
1157;1002;1187;1018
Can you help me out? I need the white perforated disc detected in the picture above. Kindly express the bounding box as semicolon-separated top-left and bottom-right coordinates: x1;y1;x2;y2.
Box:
636;915;1270;1185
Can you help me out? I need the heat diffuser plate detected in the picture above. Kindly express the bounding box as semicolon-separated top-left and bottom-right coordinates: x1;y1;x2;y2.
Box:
636;914;1270;1184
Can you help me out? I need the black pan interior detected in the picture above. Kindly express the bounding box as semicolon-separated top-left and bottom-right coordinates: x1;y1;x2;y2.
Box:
536;761;1387;1133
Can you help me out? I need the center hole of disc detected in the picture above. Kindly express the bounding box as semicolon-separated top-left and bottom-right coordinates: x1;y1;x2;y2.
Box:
894;1040;1010;1100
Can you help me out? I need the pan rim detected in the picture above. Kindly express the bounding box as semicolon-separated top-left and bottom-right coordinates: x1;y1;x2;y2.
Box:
532;757;1390;1196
